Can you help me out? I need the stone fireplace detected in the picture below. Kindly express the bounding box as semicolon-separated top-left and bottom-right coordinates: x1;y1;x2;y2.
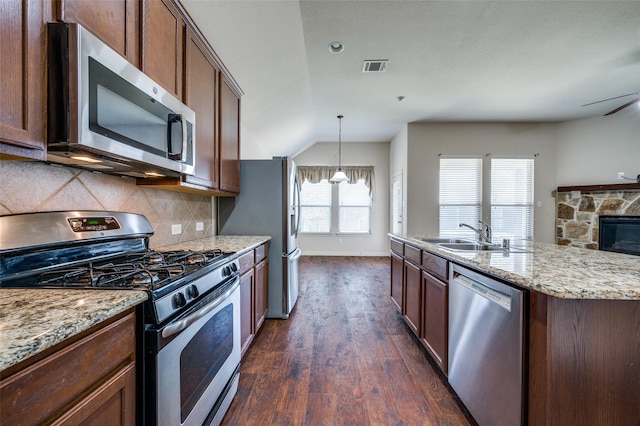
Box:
555;183;640;249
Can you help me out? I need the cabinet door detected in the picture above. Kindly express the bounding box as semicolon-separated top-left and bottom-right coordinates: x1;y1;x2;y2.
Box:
404;260;422;336
255;257;269;332
422;270;448;374
240;269;255;357
57;0;139;66
52;362;136;426
390;251;404;313
141;0;185;99
184;27;219;189
219;76;241;194
0;0;46;158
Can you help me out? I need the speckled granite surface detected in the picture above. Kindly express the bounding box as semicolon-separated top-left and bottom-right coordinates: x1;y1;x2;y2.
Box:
393;234;640;300
157;235;271;254
0;289;147;373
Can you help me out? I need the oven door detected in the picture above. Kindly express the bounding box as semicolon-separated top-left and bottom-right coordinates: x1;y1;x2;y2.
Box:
151;275;240;426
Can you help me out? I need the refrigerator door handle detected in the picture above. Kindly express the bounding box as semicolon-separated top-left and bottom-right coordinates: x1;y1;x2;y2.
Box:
282;247;302;260
294;176;301;238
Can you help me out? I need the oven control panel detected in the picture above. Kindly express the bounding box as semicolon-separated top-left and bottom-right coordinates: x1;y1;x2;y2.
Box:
68;216;121;232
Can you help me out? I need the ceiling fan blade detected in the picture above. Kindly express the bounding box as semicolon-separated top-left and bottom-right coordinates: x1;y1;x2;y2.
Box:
581;91;639;107
603;97;640;116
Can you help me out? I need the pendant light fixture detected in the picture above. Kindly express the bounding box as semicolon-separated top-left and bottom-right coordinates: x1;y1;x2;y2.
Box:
330;115;349;183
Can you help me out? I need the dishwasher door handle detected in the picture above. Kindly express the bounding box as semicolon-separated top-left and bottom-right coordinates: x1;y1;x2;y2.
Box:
453;273;512;311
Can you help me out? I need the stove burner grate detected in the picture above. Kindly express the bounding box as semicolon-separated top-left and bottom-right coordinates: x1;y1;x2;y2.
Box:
36;261;188;290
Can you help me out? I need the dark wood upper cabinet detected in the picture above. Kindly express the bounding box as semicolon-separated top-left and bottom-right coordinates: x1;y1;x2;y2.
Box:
183;27;219;190
141;0;185;100
219;76;241;194
0;0;47;159
55;0;140;67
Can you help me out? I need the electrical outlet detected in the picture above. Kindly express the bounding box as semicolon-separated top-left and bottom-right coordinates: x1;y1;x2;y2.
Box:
171;224;182;235
196;222;204;231
617;172;625;180
338;238;343;245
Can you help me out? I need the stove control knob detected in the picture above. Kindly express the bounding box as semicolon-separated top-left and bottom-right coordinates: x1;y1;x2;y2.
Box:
222;266;231;276
230;263;238;272
186;285;199;299
173;292;187;308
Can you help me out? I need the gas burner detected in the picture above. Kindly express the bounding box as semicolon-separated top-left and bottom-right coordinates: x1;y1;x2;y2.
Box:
187;253;208;264
131;271;159;286
146;253;165;264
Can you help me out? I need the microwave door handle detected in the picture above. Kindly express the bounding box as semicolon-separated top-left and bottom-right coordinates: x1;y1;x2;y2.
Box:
167;113;182;160
180;114;188;163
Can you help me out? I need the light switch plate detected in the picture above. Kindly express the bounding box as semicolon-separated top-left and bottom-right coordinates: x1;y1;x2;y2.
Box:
196;222;204;231
171;224;182;235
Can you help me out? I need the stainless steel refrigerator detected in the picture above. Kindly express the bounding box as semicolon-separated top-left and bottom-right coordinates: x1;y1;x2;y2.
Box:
218;157;301;319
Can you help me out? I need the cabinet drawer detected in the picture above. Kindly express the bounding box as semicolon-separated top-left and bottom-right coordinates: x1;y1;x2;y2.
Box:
404;244;421;265
238;250;255;274
255;243;268;263
390;239;404;256
422;251;448;282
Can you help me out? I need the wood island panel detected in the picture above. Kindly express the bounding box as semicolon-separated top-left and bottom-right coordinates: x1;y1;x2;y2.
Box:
529;293;640;425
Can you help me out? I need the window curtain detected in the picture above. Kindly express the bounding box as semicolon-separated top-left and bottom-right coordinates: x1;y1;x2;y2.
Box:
297;166;375;198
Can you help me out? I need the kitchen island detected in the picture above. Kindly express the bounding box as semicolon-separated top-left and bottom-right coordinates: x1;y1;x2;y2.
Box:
390;233;640;426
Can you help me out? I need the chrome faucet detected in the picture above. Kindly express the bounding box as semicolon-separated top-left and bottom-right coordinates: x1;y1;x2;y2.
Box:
459;221;492;243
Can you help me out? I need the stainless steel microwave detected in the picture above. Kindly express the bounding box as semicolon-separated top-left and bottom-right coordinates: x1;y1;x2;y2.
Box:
47;23;195;177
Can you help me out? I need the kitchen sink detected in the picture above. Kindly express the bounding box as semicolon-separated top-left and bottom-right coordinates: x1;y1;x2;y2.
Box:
412;237;472;244
438;242;531;253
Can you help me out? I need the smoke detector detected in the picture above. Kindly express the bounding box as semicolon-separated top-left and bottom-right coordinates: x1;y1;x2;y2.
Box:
362;60;389;73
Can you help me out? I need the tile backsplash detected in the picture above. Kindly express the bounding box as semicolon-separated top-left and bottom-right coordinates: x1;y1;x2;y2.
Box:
0;161;213;248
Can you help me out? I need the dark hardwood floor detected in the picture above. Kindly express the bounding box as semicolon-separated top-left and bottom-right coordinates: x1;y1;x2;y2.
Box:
221;256;469;425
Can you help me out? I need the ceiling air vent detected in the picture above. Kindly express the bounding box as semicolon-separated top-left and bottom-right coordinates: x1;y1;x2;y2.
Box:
362;60;389;73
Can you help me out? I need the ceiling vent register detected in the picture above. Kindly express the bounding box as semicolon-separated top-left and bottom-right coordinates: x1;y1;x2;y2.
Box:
362;60;389;73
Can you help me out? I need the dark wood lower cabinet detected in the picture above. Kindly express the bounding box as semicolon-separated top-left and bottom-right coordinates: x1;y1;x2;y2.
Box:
238;242;270;358
0;310;137;425
403;259;422;335
390;240;449;376
390;251;404;312
529;293;640;425
421;270;447;374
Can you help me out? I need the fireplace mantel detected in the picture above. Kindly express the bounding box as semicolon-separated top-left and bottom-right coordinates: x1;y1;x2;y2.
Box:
557;183;640;193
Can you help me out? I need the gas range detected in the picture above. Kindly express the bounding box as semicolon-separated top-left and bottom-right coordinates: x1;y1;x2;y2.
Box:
0;211;243;425
0;211;239;325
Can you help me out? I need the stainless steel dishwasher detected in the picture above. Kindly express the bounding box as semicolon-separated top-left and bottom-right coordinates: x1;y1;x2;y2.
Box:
448;264;527;426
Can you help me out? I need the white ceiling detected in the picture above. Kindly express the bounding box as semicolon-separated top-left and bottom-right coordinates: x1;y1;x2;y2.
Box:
181;0;640;158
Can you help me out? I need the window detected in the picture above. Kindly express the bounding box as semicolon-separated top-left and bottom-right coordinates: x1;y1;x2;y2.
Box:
439;156;534;240
439;157;482;238
298;165;374;235
299;180;332;233
491;157;534;239
338;180;371;233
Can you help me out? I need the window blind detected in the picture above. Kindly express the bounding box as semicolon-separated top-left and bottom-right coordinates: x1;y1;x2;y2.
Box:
439;157;482;238
490;157;534;239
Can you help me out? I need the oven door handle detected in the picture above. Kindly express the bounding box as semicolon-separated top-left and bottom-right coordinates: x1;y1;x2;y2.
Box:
161;276;240;339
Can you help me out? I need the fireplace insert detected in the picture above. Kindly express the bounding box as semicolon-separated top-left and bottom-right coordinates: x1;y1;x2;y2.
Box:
599;215;640;256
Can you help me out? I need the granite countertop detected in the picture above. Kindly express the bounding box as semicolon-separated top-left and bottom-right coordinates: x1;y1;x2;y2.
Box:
0;289;147;373
156;235;271;254
392;233;640;300
0;235;270;374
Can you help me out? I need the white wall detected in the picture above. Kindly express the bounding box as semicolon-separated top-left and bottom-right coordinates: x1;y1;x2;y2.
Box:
404;122;558;243
390;125;408;235
555;111;640;186
294;141;390;256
